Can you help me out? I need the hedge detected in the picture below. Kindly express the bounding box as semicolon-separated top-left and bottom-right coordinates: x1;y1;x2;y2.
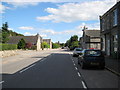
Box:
0;44;17;51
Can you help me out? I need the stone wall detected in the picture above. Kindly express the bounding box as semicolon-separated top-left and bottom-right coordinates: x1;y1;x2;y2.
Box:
0;50;19;58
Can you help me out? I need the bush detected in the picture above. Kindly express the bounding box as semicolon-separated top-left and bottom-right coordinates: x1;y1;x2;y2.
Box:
25;42;32;49
31;45;37;50
0;44;17;50
17;38;26;49
41;42;50;50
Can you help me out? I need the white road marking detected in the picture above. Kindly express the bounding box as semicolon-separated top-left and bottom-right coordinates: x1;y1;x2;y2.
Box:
0;81;4;84
82;81;87;89
19;64;36;73
77;72;81;77
73;63;75;66
75;67;78;70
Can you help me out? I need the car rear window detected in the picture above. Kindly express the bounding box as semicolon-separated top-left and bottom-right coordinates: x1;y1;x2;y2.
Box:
85;50;101;56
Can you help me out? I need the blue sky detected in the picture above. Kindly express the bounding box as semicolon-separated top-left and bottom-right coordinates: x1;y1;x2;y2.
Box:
1;0;116;43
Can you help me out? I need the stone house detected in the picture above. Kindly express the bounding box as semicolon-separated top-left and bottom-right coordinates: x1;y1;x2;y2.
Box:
100;1;120;56
80;29;101;49
7;34;52;50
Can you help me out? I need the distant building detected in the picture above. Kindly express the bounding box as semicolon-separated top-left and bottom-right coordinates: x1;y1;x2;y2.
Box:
7;34;52;50
100;1;120;56
80;30;101;49
43;39;52;49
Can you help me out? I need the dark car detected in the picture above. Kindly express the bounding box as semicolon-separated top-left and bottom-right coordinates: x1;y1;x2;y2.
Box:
78;49;105;69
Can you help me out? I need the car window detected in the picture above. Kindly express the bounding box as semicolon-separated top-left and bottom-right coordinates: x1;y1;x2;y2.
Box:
85;50;101;56
76;48;82;51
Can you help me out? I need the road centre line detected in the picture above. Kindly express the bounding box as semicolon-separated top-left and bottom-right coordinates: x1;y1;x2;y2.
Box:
77;72;81;77
82;81;87;89
0;81;4;84
19;64;36;73
75;67;78;70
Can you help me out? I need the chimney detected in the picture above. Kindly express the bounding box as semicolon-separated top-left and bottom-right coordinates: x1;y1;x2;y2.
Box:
117;0;120;2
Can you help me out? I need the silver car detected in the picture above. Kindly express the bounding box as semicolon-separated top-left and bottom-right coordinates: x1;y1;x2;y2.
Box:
73;48;82;57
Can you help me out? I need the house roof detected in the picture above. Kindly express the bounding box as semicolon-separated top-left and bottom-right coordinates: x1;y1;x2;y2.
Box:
7;36;42;44
84;30;100;37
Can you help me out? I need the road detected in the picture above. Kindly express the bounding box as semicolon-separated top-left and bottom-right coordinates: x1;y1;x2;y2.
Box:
1;49;119;89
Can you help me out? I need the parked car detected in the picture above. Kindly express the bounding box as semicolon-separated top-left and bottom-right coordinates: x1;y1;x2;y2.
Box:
73;48;82;57
78;49;105;69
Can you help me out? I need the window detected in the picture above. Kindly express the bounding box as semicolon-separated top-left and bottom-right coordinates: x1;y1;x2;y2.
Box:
113;35;118;51
101;19;105;31
85;50;101;56
113;9;118;26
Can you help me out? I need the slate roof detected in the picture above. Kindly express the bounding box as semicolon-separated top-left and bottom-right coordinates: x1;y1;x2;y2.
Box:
7;36;39;44
84;30;100;37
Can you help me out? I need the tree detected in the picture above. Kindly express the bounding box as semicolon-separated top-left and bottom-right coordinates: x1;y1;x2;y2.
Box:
17;38;26;49
65;35;79;50
52;43;60;49
1;22;24;43
41;41;50;50
1;22;9;43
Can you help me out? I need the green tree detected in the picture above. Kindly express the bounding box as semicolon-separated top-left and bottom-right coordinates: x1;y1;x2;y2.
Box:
1;22;9;43
52;43;60;49
65;35;79;50
17;38;26;49
1;22;24;43
41;41;50;50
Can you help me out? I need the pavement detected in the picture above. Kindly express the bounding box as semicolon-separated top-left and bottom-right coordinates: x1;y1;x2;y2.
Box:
105;56;120;76
0;49;58;74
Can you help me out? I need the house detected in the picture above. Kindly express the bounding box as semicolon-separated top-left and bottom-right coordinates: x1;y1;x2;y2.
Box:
80;29;101;49
100;1;120;57
7;34;52;50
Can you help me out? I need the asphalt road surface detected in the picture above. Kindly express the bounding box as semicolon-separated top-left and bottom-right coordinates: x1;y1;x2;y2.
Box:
1;49;119;89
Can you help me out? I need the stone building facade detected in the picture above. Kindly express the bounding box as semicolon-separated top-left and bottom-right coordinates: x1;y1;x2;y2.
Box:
80;30;101;49
100;1;120;57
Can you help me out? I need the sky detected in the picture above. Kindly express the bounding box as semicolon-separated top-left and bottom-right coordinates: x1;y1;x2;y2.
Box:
1;0;116;43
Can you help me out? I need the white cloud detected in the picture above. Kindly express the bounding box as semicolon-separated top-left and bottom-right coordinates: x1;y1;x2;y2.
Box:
40;34;47;37
19;26;34;30
76;22;100;30
37;0;116;22
24;32;36;36
6;2;39;7
0;4;11;13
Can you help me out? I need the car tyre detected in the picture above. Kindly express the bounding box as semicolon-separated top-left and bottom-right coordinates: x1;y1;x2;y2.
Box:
73;54;76;57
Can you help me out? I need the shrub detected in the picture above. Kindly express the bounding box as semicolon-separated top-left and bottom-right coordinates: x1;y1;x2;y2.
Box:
41;41;50;50
0;44;17;50
31;45;37;50
17;38;26;49
25;42;32;49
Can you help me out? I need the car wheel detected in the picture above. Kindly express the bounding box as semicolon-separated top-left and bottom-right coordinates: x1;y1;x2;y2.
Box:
81;62;86;69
